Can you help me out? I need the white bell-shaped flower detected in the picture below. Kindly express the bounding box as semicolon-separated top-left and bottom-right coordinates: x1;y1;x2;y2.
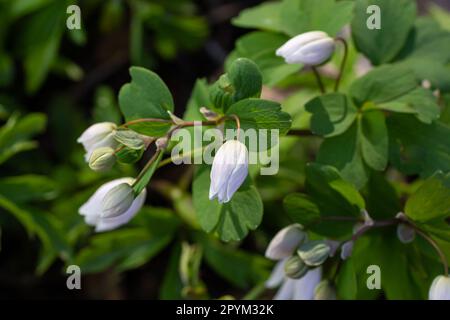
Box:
77;122;118;161
429;275;450;300
79;178;146;232
276;31;335;66
266;259;322;300
209;140;248;204
265;224;307;260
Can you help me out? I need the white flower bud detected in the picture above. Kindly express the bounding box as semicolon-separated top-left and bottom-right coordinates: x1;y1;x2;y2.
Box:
79;178;146;232
429;275;450;300
265;224;307;260
314;280;337;300
88;147;116;171
340;241;354;260
101;183;135;218
297;240;331;266
77;122;118;161
200;107;219;121
284;255;309;279
396;223;416;244
209;140;248;203
276;31;335;66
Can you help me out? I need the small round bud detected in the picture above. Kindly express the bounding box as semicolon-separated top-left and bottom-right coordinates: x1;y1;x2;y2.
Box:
297;240;331;267
101;183;135;218
284;255;309;279
89;147;116;171
397;223;415;244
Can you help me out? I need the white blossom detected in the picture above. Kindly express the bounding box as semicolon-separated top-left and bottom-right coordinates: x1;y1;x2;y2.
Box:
276;31;335;66
265;224;307;260
209;140;248;203
266;259;322;300
79;178;146;232
77;122;117;161
429;275;450;300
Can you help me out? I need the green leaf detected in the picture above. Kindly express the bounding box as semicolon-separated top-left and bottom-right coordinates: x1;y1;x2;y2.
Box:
159;243;184;299
183;79;212;121
76;207;179;273
351;0;416;65
305;93;357;137
317;122;369;189
283;193;321;227
388;114;450;177
21;0;67;93
336;259;357;300
232;2;283;32
349;65;417;107
119;67;174;136
192;165;263;242
429;3;450;32
196;233;271;289
225;98;292;135
210;58;262;111
405;172;450;223
229;32;300;86
364;172;401;219
379;88;440;124
360;110;388;171
280;0;354;37
0;175;58;203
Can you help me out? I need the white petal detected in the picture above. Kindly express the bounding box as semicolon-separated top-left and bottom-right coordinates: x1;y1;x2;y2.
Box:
84;132;118;162
265;224;306;260
266;260;286;289
79;178;133;226
292;267;322;300
276;31;329;58
95;188;147;232
429;275;450;300
77;122;116;152
273;279;296;300
287;38;335;65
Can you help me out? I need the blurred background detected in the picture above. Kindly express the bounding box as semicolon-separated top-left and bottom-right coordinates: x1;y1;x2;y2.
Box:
0;0;448;299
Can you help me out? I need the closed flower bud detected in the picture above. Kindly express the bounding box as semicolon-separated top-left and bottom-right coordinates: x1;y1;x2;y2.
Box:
209;140;248;203
297;240;331;267
314;280;337;300
89;147;116;171
340;241;354;260
79;178;146;232
284;255;309;279
276;31;335;66
77;122;117;161
429;275;450;300
397;223;415;244
101;183;135;218
265;224;307;260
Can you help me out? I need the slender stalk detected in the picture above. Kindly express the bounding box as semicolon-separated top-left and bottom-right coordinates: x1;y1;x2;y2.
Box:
312;67;326;94
121;118;173;127
131;149;162;189
242;281;267;300
158;146;206;168
351;218;398;242
409;224;448;276
334;37;348;92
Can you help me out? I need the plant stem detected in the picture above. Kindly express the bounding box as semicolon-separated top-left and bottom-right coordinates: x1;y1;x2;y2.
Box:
334;37;348;92
242;281;267;300
408;223;449;276
312;67;326;94
132;149;162;189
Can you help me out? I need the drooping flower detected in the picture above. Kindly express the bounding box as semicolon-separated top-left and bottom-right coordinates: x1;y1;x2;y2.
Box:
209;140;248;203
265;224;307;260
77;122;117;161
79;178;146;232
266;259;322;300
429;275;450;300
276;31;335;66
